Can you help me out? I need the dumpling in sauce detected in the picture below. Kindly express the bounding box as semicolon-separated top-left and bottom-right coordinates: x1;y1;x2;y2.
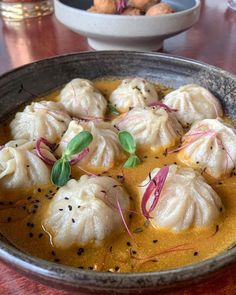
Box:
0;139;56;193
113;107;183;151
109;78;159;113
139;165;223;231
177;118;236;179
43;176;130;248
56;120;123;171
60;78;107;119
163;84;223;127
10;101;71;142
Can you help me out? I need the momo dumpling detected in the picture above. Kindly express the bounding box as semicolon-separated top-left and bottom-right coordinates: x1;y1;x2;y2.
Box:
113;107;183;151
43;176;130;248
163;84;223;127
139;165;223;231
0;139;56;193
56;120;123;171
59;78;107;118
10;101;71;142
177;118;236;179
109;78;159;113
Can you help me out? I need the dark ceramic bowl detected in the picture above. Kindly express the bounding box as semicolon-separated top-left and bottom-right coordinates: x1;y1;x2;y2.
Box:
0;51;236;294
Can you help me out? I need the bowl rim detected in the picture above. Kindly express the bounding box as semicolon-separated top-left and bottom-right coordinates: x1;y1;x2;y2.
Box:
0;50;236;290
54;0;201;20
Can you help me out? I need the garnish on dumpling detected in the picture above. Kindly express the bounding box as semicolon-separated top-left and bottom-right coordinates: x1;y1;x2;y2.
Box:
139;165;223;231
56;120;124;171
163;84;223;127
0;140;56;194
109;78;159;113
43;176;130;248
10;101;71;142
113;107;183;152
60;78;107;119
176;118;236;179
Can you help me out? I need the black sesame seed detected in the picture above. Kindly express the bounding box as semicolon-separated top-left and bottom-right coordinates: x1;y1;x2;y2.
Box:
37;188;41;193
155;156;159;159
68;205;72;211
27;222;31;227
194;252;198;256
78;266;84;269
220;207;223;212
115;266;120;271
109;246;113;252
27;196;32;200
143;156;148;159
65;197;69;200
38;233;43;238
127;242;131;247
26;165;30;168
88;266;93;270
32;210;36;214
54;259;60;262
72;218;75;223
51;251;56;256
29;232;33;238
153;240;158;244
218;182;223;185
196;161;199;164
59;209;63;211
129;214;132;219
49;190;53;193
33;204;38;209
234;172;236;176
132;250;137;255
78;206;81;208
7;217;12;222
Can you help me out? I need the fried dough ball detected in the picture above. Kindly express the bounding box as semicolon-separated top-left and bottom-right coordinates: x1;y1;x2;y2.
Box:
146;3;174;16
127;0;160;11
92;0;117;14
122;7;141;15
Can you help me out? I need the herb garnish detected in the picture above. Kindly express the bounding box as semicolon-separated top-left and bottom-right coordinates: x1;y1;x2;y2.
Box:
108;103;120;115
118;131;141;168
51;131;93;187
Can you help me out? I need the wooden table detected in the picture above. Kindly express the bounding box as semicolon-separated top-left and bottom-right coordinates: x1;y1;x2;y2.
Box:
0;0;236;294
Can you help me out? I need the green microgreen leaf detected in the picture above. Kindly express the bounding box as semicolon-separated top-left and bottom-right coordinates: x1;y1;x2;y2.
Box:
118;131;136;155
124;155;141;168
108;103;120;115
118;131;141;168
51;131;93;187
51;157;71;187
64;131;93;157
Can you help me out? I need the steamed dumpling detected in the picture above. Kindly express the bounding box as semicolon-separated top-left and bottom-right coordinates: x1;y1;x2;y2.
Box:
163;84;223;127
139;165;223;231
43;176;130;248
59;78;107;118
109;78;159;113
177;118;236;179
10;101;71;142
0;139;56;192
113;107;183;151
56;120;123;171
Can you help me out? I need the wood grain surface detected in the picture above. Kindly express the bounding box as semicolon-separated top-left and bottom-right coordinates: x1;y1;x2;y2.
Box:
0;0;236;294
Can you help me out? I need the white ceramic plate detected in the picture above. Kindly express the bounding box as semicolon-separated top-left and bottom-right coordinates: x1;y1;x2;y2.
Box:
54;0;201;51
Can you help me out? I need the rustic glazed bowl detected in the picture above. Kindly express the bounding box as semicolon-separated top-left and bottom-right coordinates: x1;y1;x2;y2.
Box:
54;0;201;51
0;51;236;294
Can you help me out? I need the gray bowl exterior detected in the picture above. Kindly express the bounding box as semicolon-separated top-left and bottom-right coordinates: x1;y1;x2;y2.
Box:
54;0;201;51
0;51;236;294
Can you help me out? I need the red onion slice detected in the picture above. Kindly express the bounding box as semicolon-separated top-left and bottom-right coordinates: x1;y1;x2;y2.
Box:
148;102;177;113
141;166;169;219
